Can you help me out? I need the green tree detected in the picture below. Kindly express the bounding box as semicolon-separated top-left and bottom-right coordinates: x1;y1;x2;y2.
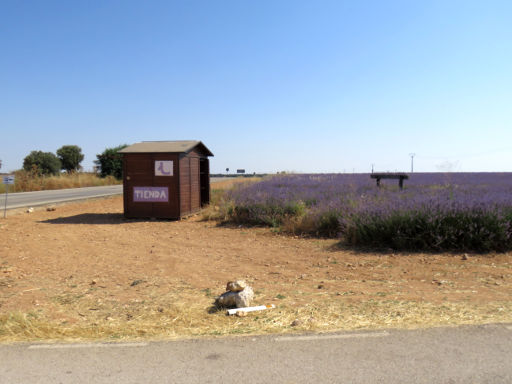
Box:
95;144;128;180
56;145;84;173
23;151;61;176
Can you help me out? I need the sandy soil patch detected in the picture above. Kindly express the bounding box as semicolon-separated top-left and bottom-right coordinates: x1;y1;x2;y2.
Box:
1;195;511;342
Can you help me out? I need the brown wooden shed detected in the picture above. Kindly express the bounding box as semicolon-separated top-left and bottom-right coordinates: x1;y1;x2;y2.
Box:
119;141;213;219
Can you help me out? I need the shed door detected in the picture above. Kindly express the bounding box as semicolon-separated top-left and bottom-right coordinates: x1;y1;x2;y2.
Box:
125;154;179;218
200;158;210;207
152;154;179;218
125;155;153;218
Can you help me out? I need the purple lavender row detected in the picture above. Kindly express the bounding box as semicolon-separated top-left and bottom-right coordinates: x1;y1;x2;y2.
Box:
225;173;512;251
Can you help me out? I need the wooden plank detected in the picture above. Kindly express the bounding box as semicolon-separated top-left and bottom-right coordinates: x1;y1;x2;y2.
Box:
152;153;179;218
180;155;191;216
191;157;200;211
370;173;409;180
200;158;210;206
123;154;153;218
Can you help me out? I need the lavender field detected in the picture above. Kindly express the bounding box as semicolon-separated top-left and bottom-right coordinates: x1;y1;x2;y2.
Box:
225;173;512;252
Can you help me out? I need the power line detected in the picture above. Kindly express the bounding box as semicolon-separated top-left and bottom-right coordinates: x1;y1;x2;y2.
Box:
409;153;415;173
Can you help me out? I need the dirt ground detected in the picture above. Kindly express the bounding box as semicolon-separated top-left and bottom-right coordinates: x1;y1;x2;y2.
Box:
1;194;511;342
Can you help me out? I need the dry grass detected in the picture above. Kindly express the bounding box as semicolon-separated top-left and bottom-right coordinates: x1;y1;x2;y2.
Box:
1;281;511;343
0;171;120;193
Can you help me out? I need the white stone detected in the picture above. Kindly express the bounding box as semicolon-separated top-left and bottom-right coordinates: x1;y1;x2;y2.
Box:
234;285;254;308
216;285;254;308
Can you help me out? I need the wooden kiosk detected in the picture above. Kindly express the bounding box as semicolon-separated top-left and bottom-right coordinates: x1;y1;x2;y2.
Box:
119;141;213;219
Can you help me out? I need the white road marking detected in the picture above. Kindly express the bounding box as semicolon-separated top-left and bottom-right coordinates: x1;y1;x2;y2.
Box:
275;331;389;342
506;326;512;331
28;342;148;350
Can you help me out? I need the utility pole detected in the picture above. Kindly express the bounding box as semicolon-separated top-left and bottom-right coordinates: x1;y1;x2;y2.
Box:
409;153;416;173
371;163;374;173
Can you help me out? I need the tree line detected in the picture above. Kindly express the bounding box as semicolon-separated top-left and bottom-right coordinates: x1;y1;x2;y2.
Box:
22;144;128;179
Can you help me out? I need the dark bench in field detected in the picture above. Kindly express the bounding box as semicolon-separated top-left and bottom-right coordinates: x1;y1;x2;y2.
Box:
370;173;409;190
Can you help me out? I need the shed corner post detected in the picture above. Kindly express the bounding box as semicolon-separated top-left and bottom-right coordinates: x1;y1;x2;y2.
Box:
122;154;128;217
176;155;181;218
206;158;211;205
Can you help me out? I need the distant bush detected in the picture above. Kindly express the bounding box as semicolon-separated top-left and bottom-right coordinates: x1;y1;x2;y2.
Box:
22;151;61;176
95;144;127;180
57;145;84;173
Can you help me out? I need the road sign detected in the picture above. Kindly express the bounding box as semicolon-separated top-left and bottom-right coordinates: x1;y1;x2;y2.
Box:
2;175;14;185
3;175;14;218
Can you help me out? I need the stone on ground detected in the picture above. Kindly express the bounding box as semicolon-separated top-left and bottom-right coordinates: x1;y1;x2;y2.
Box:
226;280;247;292
216;281;254;308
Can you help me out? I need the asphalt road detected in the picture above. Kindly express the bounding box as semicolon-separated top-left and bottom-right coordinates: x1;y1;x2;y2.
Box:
0;185;123;210
1;324;511;383
0;178;230;210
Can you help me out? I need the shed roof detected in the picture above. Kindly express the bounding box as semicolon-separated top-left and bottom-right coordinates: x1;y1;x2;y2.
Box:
118;141;213;156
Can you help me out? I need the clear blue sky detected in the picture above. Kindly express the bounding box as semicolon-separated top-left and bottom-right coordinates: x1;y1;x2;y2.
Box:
1;0;511;174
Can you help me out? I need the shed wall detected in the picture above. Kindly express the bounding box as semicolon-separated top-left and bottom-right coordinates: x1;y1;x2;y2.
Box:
179;155;190;215
179;152;201;215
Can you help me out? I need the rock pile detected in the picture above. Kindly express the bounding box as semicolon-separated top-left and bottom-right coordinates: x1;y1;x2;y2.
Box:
215;280;254;308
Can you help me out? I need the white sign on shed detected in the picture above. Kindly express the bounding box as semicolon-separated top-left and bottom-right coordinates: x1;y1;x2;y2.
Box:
155;161;173;176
